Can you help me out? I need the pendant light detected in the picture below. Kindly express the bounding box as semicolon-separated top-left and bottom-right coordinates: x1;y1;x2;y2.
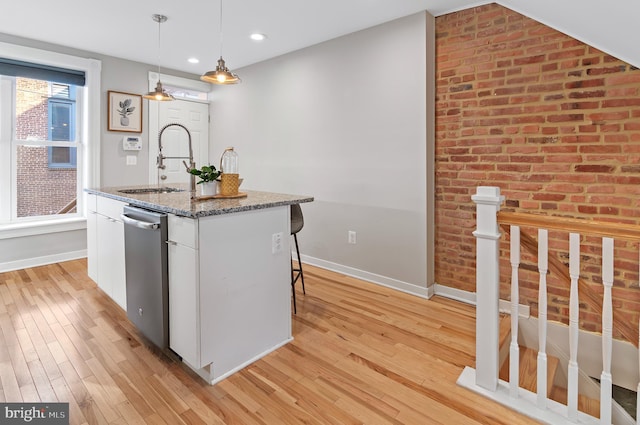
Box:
144;14;174;101
201;0;241;84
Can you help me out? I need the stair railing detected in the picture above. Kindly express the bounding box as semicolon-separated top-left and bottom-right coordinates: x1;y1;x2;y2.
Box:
56;197;77;214
462;186;640;425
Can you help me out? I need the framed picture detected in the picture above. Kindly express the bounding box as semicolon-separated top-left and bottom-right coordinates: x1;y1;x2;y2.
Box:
108;91;142;133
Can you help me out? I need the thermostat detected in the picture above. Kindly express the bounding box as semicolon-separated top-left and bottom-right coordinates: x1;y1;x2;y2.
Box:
123;136;142;151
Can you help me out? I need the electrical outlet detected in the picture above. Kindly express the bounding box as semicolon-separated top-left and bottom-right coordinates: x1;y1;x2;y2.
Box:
272;232;283;254
348;230;357;244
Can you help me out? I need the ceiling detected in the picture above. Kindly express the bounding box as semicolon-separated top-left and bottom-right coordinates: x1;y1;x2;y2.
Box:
2;1;638;77
0;0;476;75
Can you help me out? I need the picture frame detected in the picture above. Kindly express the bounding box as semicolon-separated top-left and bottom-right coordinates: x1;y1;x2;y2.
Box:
108;91;142;133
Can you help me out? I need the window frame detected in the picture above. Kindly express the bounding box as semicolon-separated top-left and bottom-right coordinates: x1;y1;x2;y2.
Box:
0;42;101;237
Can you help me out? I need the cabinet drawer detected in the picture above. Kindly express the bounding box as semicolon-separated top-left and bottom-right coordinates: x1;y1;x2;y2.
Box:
97;196;127;220
168;214;198;248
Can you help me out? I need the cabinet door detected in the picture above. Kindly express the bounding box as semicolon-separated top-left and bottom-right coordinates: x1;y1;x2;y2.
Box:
109;219;126;310
96;214;126;310
168;241;200;367
96;214;114;296
87;212;99;282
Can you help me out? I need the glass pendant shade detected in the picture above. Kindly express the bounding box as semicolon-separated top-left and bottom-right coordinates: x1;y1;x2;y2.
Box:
201;57;240;84
144;80;174;101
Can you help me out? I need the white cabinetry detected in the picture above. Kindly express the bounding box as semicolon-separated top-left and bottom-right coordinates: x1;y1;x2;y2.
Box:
86;194;98;282
86;195;127;310
167;214;200;367
167;206;292;384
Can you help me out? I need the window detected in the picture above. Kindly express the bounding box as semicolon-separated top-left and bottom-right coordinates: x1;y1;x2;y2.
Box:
9;76;81;218
48;85;77;169
0;44;100;230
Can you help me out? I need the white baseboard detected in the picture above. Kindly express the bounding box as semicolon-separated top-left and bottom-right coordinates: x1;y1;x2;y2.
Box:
299;254;432;299
0;250;87;273
433;283;476;304
433;284;530;318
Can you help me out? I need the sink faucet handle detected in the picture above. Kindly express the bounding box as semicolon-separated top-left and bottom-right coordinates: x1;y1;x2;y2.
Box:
182;160;192;172
157;153;166;169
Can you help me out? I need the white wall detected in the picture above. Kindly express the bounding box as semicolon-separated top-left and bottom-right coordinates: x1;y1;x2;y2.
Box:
209;13;434;294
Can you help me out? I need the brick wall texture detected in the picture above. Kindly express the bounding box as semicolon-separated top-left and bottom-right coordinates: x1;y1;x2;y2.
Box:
435;4;640;335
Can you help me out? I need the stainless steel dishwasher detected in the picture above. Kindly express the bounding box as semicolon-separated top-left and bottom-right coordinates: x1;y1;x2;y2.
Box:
121;205;168;349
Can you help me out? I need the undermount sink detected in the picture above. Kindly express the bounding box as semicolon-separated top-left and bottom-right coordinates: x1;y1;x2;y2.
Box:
118;187;184;194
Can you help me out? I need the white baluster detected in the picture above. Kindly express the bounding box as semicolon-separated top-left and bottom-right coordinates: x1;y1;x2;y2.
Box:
537;229;548;409
600;237;614;425
510;225;520;398
568;233;580;422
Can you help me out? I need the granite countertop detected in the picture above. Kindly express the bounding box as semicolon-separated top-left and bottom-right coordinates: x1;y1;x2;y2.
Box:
85;184;314;218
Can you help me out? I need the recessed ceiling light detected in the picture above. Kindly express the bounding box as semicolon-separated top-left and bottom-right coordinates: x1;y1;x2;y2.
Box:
250;33;267;41
188;57;200;64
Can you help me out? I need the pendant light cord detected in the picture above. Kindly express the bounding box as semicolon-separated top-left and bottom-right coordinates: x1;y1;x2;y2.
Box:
219;0;224;58
158;16;162;81
151;14;167;80
157;16;162;77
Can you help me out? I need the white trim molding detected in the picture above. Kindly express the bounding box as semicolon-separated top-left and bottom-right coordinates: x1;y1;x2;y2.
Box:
300;254;432;299
0;249;86;273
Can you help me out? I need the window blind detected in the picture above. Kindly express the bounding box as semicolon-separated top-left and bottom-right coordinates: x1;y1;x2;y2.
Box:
0;57;85;86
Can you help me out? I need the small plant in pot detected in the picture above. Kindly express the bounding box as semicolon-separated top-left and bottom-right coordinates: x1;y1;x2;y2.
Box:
189;165;221;196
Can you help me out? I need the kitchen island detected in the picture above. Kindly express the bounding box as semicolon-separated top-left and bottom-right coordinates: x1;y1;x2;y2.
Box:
85;184;313;384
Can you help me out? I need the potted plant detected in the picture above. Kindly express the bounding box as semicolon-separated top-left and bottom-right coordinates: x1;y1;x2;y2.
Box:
188;164;221;196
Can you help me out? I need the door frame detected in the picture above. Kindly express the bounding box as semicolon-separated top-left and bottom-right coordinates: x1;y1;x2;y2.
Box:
147;72;211;185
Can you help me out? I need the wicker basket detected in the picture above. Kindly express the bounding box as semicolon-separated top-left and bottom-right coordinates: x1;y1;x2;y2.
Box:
219;173;239;196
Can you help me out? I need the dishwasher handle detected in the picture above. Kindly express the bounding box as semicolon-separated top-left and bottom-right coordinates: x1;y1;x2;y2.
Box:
121;214;160;230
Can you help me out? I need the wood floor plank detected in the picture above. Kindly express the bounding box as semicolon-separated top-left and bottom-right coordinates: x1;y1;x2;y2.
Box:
145;374;190;416
81;374;121;423
116;361;187;425
53;324;93;379
58;360;109;425
50;375;87;425
0;360;22;402
48;340;69;365
84;357;126;406
111;373;155;419
19;382;40;402
27;358;57;401
0;260;547;425
114;400;146;425
142;413;169;425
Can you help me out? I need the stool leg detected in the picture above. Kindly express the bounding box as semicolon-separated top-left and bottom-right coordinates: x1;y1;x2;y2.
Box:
294;233;305;294
291;256;297;314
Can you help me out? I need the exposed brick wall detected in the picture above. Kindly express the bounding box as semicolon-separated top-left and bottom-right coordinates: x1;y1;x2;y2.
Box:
15;78;76;217
435;4;640;335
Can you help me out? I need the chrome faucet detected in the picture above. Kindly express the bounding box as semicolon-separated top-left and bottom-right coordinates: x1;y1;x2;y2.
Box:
157;123;196;192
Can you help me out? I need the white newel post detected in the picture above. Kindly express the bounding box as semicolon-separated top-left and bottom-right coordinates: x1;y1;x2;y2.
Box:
472;186;505;391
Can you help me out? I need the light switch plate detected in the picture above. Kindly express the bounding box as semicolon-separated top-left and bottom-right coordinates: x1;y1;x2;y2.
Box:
126;155;137;165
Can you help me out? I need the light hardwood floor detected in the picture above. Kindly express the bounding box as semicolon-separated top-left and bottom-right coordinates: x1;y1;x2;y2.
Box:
0;259;542;424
